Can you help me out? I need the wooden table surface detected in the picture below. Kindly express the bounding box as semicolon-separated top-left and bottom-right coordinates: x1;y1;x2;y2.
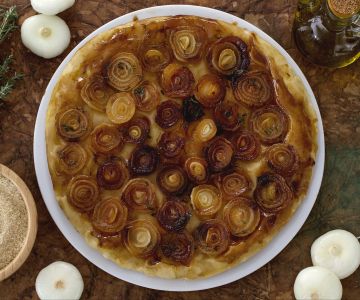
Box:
0;0;359;299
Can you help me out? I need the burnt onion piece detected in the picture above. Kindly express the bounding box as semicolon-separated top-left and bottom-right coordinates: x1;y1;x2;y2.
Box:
214;101;248;132
184;157;209;184
133;81;160;112
96;158;129;190
124;218;161;257
129;145;159;175
160;232;194;266
254;173;293;213
215;171;252;198
90;123;122;154
67;175;99;213
192;118;217;143
250;105;290;145
158;132;185;158
169;25;207;62
121;178;157;211
161;63;195;98
194;219;230;256
122;117;150;144
194;74;226;108
81;77;112;112
106;92;136;125
266;143;299;176
57;143;87;175
157;200;191;232
157;165;188;196
182;96;204;123
223;197;261;237
232;131;261;161
91;197;128;234
155;100;182;129
107;52;143;91
191;184;222;217
141;44;172;72
56;108;91;142
233;71;273;107
207;36;250;77
205;136;234;172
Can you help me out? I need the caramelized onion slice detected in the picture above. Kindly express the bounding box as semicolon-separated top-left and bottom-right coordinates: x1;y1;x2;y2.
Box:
194;74;226;108
223;197;261;237
214;101;248;132
216;171;252;198
122;178;157;211
205;137;234;172
124;218;161;257
67;175;99;213
250;105;290;145
157;200;191;232
155;100;182;129
233;71;273;107
90;123;122;154
182;96;204;123
194;219;230;256
106;92;136;125
129;145;159;175
169;25;207;62
192;118;217;143
184;157;209;184
254;173;293;213
232;131;261;161
57;143;87;175
122;117;150;144
158;132;185;158
107;52;142;91
157;165;188;196
133;81;160;112
141;44;172;72
207;36;250;77
96;158;129;190
266;143;299;176
191;184;222;217
92;197;128;234
160;232;194;266
56;108;91;142
81;77;112;112
161;63;195;98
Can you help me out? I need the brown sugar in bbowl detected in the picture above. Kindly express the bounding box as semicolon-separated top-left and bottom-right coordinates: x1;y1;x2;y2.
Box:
0;163;38;281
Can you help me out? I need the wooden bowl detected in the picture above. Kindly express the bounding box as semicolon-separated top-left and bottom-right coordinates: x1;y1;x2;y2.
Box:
0;164;38;281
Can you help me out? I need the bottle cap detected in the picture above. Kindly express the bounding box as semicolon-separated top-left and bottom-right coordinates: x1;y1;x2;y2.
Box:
327;0;360;18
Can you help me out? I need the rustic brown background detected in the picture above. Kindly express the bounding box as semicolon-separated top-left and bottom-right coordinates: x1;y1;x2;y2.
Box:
0;0;359;299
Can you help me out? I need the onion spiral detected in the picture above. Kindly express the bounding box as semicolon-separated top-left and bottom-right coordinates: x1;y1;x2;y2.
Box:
122;117;150;144
214;101;248;132
266;143;299;176
194;74;226;108
106;92;136;125
155;100;182;129
161;63;195;98
216;171;251;198
96;158;129;190
158;132;185;158
184;157;209;184
157;165;188;196
133;81;160;112
81;77;112;112
56;108;91;142
160;232;194;266
157;200;191;232
121;178;157;211
57;143;87;175
231;131;261;161
191;184;222;217
192;118;217;143
129;145;159;175
90;123;123;154
141;45;172;72
205;137;234;172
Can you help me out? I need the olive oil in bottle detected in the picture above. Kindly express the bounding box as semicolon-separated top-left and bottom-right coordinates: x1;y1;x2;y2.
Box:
293;0;360;68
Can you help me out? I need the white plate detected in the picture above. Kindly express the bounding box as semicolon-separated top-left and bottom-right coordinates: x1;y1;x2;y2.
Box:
34;5;325;291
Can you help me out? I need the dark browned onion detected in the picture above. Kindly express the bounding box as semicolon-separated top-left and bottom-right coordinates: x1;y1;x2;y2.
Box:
232;131;261;161
160;232;194;266
121;178;157;211
90;123;123;154
157;200;191;232
56;108;91;142
161;63;195;98
214;101;248;132
194;74;226;108
266;143;299;176
155;100;182;129
158;132;185;158
157;165;188;196
205;137;234;172
96;158;129;190
57;143;87;175
121;117;150;144
194;219;230;256
133;81;160;112
254;173;293;213
129;145;159;175
215;170;251;198
184;157;209;184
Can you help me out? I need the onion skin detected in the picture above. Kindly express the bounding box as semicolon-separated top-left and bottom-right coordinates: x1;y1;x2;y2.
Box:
121;178;157;211
91;197;128;234
191;184;222;217
192;118;217;143
158;132;185;158
67;175;99;213
194;74;226;108
107;52;143;91
57;143;87;175
124;218;161;257
155;100;182;129
96;158;129;190
194;219;230;256
214;101;248;132
121;117;150;144
106;92;136;125
215;170;252;198
157;200;191;232
233;71;273;107
182;96;204;123
56;108;91;142
161;63;195;98
184;157;209;184
133;81;160;112
129;145;159;175
250;105;290;145
160;232;194;266
231;131;261;161
223;197;261;237
81;77;112;112
205;137;234;172
157;165;188;196
90;123;123;154
254;173;293;213
266;143;299;176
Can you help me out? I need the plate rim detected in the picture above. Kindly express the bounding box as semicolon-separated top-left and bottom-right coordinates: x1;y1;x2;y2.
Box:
33;4;325;292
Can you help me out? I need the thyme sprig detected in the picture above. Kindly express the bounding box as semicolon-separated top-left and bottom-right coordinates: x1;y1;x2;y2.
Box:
0;6;18;44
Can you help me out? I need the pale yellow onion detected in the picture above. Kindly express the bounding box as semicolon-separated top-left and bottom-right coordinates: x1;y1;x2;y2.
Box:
106;92;136;124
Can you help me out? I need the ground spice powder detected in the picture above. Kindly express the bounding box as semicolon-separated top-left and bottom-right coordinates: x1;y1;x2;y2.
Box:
0;174;28;270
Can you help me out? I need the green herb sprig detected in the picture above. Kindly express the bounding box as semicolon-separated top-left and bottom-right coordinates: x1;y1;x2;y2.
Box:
0;6;18;44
